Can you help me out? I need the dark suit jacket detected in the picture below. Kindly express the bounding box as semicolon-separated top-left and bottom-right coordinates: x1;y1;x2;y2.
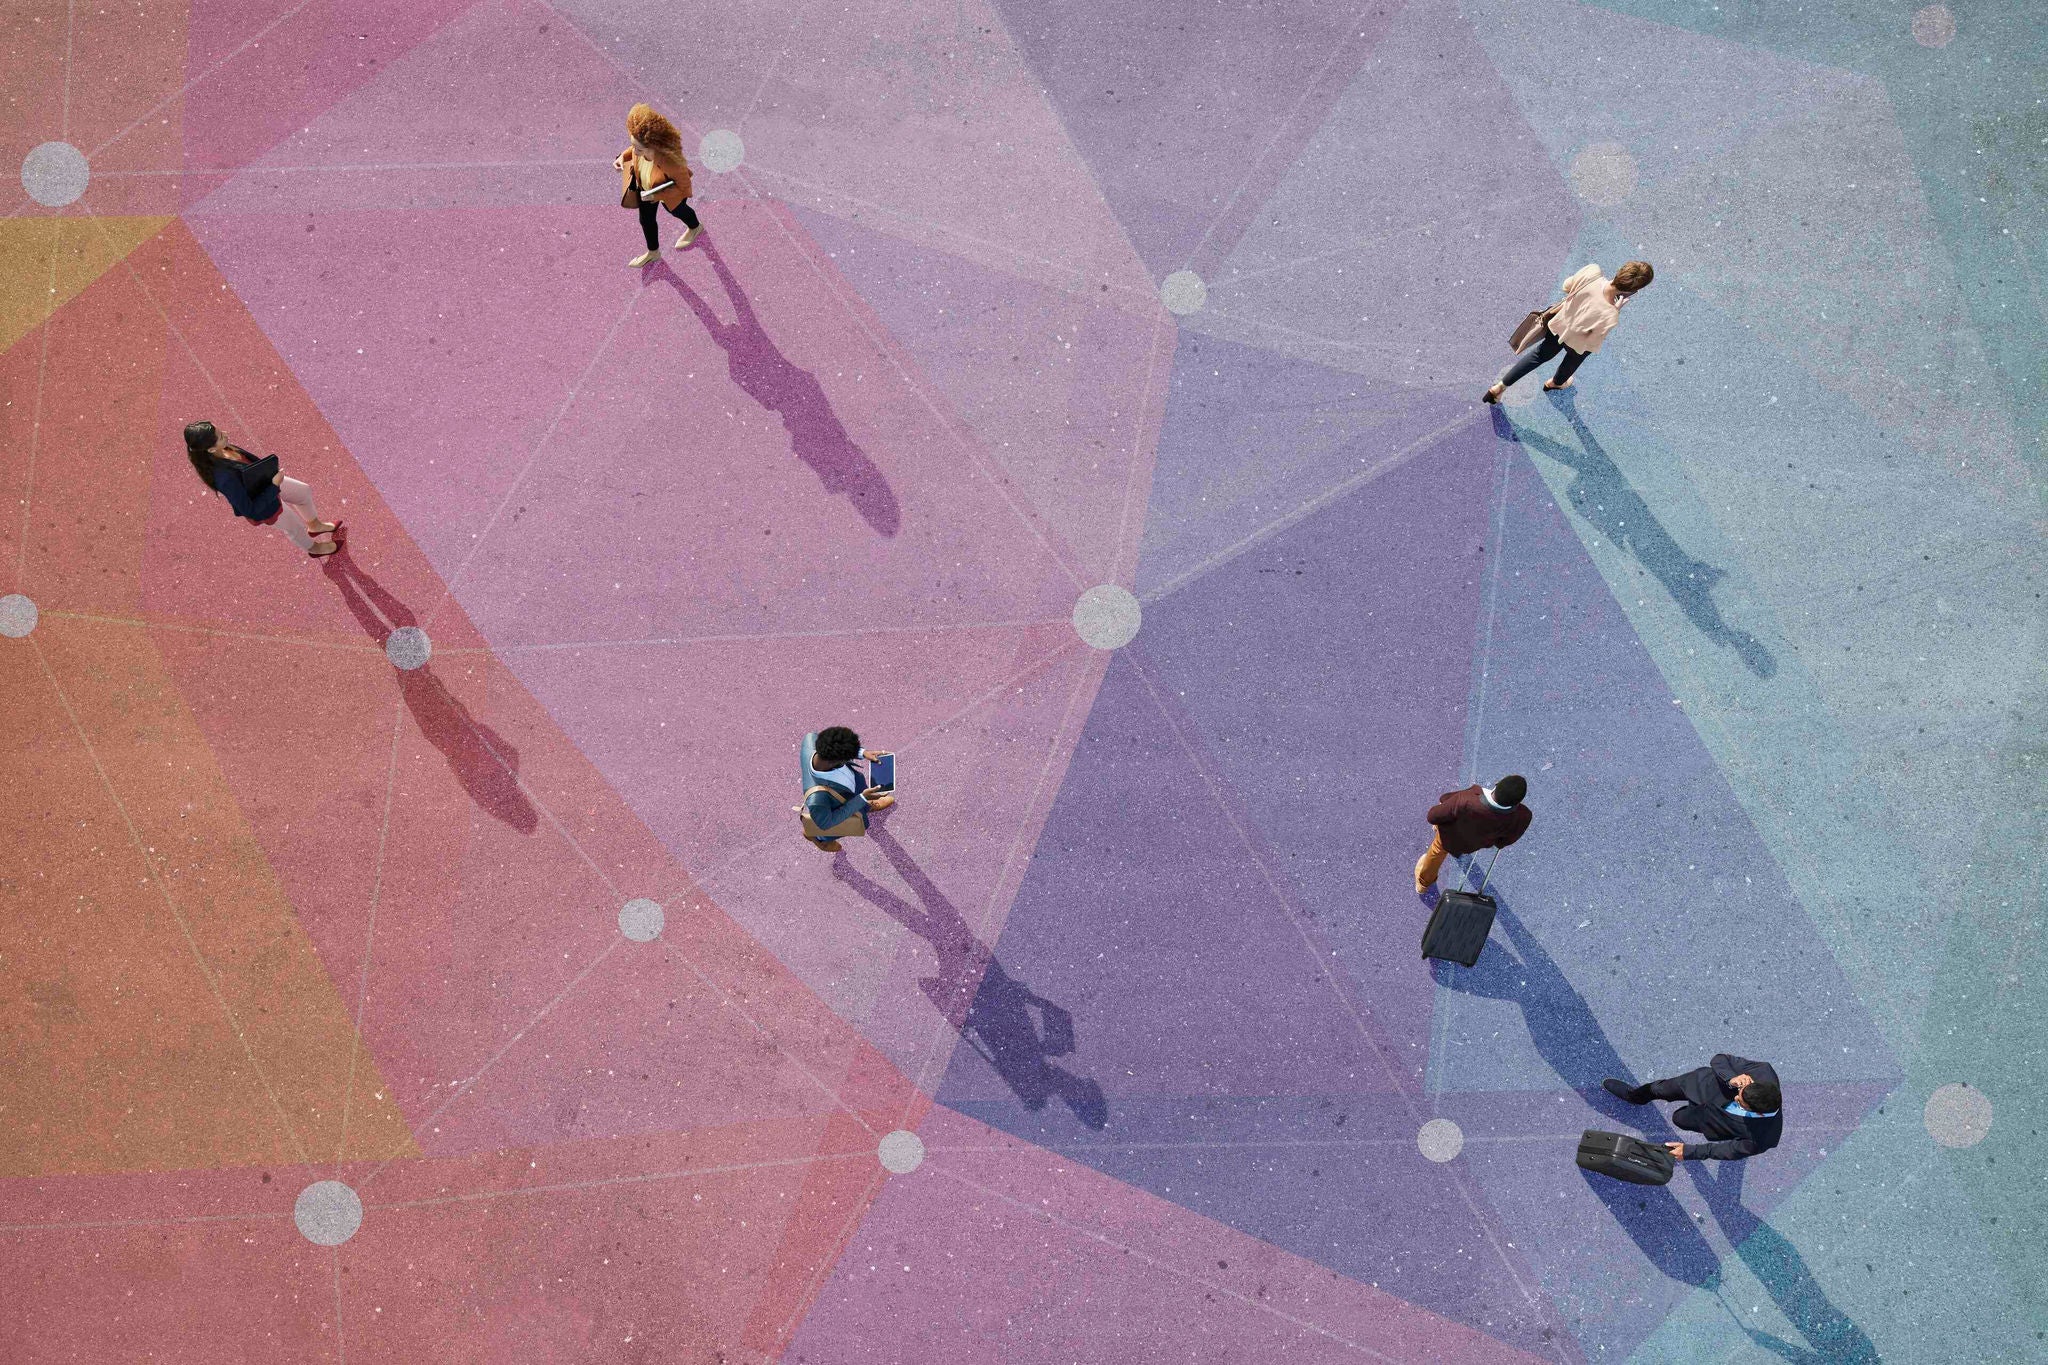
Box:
1665;1054;1783;1161
1426;785;1532;856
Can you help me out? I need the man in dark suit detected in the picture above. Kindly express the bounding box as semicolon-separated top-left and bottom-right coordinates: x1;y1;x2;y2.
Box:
1605;1054;1783;1162
1416;774;1532;894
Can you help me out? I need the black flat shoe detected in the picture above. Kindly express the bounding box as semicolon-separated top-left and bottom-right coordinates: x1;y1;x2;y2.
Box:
1603;1078;1650;1105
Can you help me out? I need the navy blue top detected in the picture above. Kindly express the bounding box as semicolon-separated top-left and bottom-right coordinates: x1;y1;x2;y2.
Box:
210;451;280;521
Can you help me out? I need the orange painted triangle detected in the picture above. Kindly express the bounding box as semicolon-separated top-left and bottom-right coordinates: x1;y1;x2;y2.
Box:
4;217;920;1353
0;216;171;357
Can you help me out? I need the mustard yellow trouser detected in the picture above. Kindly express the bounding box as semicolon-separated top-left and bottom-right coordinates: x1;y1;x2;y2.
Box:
1415;830;1448;889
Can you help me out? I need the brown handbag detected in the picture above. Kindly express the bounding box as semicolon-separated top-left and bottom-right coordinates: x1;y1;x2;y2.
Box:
796;784;870;841
1509;304;1560;352
619;156;638;208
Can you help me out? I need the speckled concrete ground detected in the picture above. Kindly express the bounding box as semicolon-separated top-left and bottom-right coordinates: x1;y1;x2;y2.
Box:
3;1;2043;1361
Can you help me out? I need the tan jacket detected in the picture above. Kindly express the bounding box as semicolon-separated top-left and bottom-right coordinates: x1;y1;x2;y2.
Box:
1548;264;1628;354
619;144;692;210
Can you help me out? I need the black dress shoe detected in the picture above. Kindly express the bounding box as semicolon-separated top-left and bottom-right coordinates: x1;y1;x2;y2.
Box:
1603;1078;1650;1105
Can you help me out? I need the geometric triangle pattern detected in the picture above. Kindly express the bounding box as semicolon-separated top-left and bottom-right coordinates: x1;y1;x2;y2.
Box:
0;216;170;355
4;0;2044;1361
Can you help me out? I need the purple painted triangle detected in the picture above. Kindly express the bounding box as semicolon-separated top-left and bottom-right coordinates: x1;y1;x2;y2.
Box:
786;202;1170;587
1135;326;1476;599
1197;0;1579;391
986;0;1404;278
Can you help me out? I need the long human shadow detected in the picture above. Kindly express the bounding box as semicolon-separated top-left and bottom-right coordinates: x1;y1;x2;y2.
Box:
1434;888;1877;1356
1694;1165;1881;1363
654;239;901;536
1432;888;1722;1280
1504;393;1777;678
1430;890;1653;1124
323;549;539;834
832;822;1107;1129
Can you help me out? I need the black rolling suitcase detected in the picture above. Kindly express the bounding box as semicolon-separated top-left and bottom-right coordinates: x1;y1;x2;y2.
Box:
1421;848;1501;967
1575;1129;1676;1185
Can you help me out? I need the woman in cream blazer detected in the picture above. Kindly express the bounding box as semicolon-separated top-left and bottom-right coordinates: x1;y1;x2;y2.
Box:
615;103;700;267
1485;260;1653;402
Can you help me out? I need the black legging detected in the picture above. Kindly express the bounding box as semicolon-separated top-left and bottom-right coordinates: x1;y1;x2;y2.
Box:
1498;329;1589;389
639;197;700;249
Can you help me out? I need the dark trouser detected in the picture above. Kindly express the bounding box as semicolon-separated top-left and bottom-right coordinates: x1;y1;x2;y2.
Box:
1647;1076;1706;1132
1499;330;1589;389
638;197;700;249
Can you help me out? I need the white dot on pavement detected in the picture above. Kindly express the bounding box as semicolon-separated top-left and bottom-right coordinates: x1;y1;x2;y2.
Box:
1568;142;1637;207
385;626;431;670
618;897;664;942
22;142;89;207
878;1129;925;1174
700;129;745;174
1924;1083;1991;1148
0;593;38;638
1417;1117;1464;1162
1911;5;1956;47
1072;585;1141;650
294;1180;363;1246
1160;270;1207;316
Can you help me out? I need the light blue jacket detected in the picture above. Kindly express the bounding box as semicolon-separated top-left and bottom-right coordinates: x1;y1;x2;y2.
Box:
800;732;869;840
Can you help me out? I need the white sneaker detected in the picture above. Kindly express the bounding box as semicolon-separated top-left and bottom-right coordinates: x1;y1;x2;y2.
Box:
629;249;660;267
675;225;701;250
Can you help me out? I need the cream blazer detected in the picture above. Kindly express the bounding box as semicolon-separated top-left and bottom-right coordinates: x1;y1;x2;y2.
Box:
1549;264;1627;354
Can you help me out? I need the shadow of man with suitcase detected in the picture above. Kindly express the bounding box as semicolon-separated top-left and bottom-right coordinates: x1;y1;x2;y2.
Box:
1435;900;1874;1357
1694;1164;1880;1363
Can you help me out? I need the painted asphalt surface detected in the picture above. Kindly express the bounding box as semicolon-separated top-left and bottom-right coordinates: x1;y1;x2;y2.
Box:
3;1;2043;1360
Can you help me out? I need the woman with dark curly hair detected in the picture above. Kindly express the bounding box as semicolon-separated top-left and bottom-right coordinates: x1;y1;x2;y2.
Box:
798;725;895;851
183;419;341;557
615;103;701;267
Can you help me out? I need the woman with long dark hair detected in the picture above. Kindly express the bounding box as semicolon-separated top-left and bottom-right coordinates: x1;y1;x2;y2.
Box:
183;420;341;557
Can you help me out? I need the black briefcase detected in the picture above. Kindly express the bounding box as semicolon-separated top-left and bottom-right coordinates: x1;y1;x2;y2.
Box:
1421;848;1500;967
1576;1129;1676;1185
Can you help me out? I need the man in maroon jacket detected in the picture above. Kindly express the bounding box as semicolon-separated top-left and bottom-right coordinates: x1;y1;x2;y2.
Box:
1416;774;1531;894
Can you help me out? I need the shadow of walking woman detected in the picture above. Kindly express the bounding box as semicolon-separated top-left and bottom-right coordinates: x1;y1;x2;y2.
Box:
324;549;539;834
655;241;902;537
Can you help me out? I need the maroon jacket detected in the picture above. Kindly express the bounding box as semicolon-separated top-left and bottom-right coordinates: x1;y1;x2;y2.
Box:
1426;785;1531;856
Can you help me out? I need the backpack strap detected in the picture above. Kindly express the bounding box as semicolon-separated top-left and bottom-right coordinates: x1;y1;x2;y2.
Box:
796;783;868;839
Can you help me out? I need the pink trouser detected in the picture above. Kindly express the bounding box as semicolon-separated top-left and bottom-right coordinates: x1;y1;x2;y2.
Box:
273;475;326;551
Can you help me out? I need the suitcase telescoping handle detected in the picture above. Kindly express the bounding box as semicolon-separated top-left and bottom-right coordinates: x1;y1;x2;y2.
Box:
1456;846;1503;897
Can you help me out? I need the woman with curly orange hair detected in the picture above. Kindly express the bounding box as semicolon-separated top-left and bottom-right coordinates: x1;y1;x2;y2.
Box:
614;103;700;267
